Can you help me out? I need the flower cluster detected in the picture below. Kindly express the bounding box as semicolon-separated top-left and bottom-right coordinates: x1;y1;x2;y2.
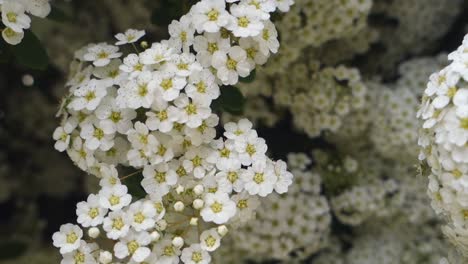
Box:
418;34;468;256
0;0;51;45
51;0;295;263
212;153;330;263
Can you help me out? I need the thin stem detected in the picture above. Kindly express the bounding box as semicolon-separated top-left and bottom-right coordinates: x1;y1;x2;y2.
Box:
119;169;142;181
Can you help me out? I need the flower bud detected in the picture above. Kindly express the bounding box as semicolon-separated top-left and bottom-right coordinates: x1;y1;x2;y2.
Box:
217;225;228;237
193;185;204;195
150;231;160;241
156;219;167;231
99;251;112;264
174;201;185;212
190;217;198;226
176;185;185;194
172;236;184;248
88;227;100;238
192;199;204;209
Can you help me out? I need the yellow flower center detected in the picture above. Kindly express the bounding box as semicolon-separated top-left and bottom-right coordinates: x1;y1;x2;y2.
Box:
447;86;457;98
6;12;17;23
66;232;78;244
185;104;197;115
205;236;216;247
134;212;145;224
161;79;173;90
109;195;120;206
158;144;167;156
155;171;166;183
74;252;85;263
246;144;256;156
196;81;207;93
93;128;104;140
192;252;203;263
228;172;238;183
262;29;270;40
210;201;223;213
88;208;99;219
237;199;248;209
192;156;203;167
253;173;264;184
207;42;218;54
220;148;230;158
97;51;109;59
238;17;250;27
112;218;124;230
127;240;139;254
207;9;219;21
157;110;168;121
227;58;238;70
110;111;122;123
164;246;175;256
85;91;96;101
180;31;188;42
460;118;468;130
138;84;148;96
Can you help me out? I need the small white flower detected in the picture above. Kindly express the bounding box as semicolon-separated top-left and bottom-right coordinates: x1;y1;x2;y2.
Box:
192;0;232;33
115;29;145;45
52;224;83;254
140;43;173;65
273;159;293;194
2;27;24;45
120;54;148;79
186;69;220;105
127;200;157;231
231;191;260;224
201;192;236;224
153;71;187;101
20;0;51;18
61;241;97;264
235;133;267;166
212;46;253;85
224;118;255;141
95;95;137;134
84;43;122;67
114;230;152;262
168;15;195;53
116;71;156;109
153;238;181;264
76;194;108;227
69;79;111;111
227;4;264;38
199;228;221;252
53;122;76;152
1;1;31;33
99;184;132;211
146;98;178;133
215;165;244;193
253;20;279;55
93;59;127;85
182;146;213;179
141;163;178;196
172;94;212;128
242;159;277;197
103;210;132;240
207;138;240;171
180;244;211;264
193;32;231;67
80;120;115;151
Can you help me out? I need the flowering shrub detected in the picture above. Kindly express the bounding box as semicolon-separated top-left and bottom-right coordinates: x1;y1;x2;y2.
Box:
50;0;295;263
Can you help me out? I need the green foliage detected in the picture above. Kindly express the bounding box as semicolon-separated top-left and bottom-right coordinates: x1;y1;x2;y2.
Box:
239;69;256;83
11;31;49;70
211;85;246;115
123;171;146;200
0;240;28;260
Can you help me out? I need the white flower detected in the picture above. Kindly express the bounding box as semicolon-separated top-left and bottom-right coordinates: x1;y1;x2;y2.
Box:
93;59;127;85
168;15;195;53
2;27;24;45
127;122;159;151
272;0;294;12
201;192;236;224
99;164;121;188
53;122;76;152
193;32;231;67
120;54;148;79
207;138;240;171
273;160;293;194
191;0;232;33
223;118;255;142
212;46;252;85
103;210;132;240
52;224;83;254
142;163;178;197
84;43;122;67
180;244;211;264
116;71;156;109
253;20;279;55
239;37;268;67
186;69;220;105
234;133;267;166
242;160;277;197
172;94;212;128
166;53;202;78
139;43;173;65
69;79;111;111
153;238;181;264
95;96;136;134
76;194;108;227
21;0;51;18
67;137;96;171
231;191;260;224
182;146;213;179
146;98;178;133
1;1;31;33
99;184;132;211
227;4;264;37
80;120;115;151
127;200;157;231
153;71;187;101
115;29;145;45
199;228;221;252
114;230;152;262
61;241;97;264
215;165;244;193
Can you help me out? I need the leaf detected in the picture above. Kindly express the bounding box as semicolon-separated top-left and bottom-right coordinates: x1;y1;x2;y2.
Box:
211;86;246;115
11;30;49;70
239;69;256;83
0;240;28;260
123;172;146;200
47;6;71;22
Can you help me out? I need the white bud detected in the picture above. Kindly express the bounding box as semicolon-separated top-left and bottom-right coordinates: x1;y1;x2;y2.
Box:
99;251;112;264
88;227;100;238
192;199;204;209
172;236;184;248
156;219;167;231
176;185;185;194
22;74;34;87
150;231;160;241
193;184;204;195
174;201;185;212
190;217;199;226
217;225;228;237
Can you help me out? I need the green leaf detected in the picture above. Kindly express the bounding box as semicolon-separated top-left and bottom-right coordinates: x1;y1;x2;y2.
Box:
211;86;246;115
239;69;256;83
0;240;28;260
11;30;49;70
47;6;71;22
123;172;146;200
